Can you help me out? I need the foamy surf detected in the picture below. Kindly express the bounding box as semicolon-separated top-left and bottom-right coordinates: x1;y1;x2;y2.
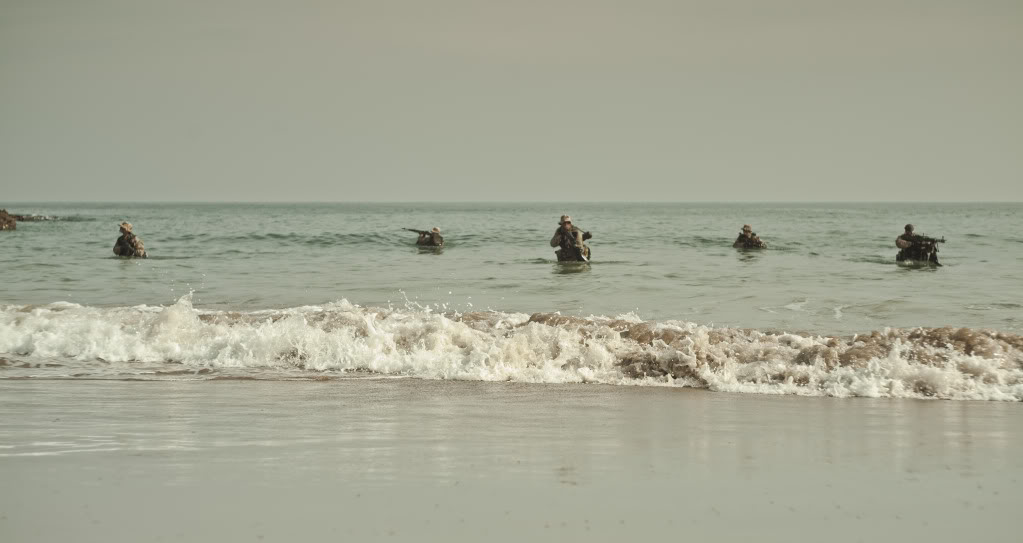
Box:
1;295;1020;401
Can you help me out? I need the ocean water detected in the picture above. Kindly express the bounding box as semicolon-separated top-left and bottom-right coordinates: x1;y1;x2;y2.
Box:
1;202;1021;400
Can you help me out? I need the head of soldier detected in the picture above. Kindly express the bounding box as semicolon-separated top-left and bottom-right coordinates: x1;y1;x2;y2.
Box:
559;215;573;232
904;224;914;234
431;227;440;234
119;222;133;235
742;224;753;236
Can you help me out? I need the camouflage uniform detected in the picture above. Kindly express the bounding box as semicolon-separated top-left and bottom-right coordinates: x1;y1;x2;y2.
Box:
114;231;147;258
551;225;592;261
416;231;444;247
733;232;766;249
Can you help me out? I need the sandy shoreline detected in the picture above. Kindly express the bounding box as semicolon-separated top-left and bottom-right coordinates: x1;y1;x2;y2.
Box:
1;379;1020;542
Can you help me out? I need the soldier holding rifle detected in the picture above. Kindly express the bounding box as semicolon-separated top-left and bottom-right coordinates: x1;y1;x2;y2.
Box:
896;224;944;266
405;227;444;247
550;215;592;262
733;224;767;249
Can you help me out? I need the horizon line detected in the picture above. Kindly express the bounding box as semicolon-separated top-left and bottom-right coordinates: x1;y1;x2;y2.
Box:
4;200;1021;205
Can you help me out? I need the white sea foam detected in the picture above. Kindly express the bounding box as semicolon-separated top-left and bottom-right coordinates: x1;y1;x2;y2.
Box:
783;299;809;312
1;295;1021;401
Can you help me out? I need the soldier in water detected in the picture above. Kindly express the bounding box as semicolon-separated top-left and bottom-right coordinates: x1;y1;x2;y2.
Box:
406;227;443;247
895;224;942;265
550;215;592;261
113;222;147;258
733;224;767;249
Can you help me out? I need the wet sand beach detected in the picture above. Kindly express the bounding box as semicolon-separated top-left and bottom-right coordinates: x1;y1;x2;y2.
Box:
1;379;1019;542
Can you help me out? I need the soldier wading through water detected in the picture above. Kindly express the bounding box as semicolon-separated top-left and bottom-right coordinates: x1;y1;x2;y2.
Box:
895;223;943;266
417;227;443;247
402;227;443;247
733;224;767;249
113;222;147;258
550;215;592;261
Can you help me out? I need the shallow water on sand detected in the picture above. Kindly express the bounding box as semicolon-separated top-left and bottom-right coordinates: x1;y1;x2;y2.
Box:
0;379;1020;542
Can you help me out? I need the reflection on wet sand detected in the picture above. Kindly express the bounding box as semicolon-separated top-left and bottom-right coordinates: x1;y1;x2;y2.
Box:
1;379;1020;542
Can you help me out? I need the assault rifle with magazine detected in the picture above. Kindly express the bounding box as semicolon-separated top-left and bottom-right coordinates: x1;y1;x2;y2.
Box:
908;234;946;245
897;234;944;266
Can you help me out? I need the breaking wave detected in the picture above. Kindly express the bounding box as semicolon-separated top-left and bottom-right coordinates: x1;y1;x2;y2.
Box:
1;296;1021;401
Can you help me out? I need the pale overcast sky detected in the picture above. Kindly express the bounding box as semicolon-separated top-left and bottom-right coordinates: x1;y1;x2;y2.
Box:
1;0;1021;202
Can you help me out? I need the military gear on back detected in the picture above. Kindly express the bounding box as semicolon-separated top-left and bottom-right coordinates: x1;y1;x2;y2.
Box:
114;232;147;258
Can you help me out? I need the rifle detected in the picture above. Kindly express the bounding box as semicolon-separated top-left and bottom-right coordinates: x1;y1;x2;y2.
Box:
910;235;946;245
560;232;590;262
404;228;430;236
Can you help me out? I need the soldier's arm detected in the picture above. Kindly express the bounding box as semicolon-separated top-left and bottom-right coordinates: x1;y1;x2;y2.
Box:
732;236;743;248
550;232;562;247
895;236;911;249
582;231;592;241
113;241;122;256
